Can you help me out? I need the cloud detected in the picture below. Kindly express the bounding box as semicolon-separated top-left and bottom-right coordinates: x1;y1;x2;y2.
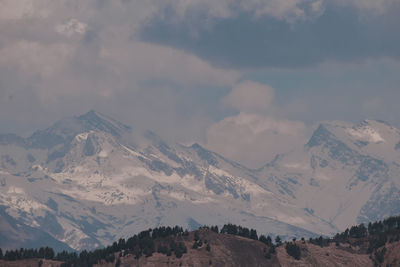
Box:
335;0;396;14
147;0;395;24
55;19;88;37
222;81;274;112
239;0;325;21
1;0;399;167
0;1;239;97
206;112;306;168
0;0;240;139
141;0;400;68
0;0;49;20
206;82;306;168
97;40;239;87
158;0;325;23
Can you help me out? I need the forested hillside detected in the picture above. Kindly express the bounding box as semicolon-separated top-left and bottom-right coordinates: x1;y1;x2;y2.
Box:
2;215;400;266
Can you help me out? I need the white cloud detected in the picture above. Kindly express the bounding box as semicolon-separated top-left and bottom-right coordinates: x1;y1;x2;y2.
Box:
0;38;238;106
55;19;88;37
0;0;239;103
0;0;49;20
206;81;306;168
98;40;239;88
206;112;306;168
311;0;324;13
0;0;242;140
222;81;274;112
0;40;73;83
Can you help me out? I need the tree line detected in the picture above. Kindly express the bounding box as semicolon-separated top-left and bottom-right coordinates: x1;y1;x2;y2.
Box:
0;247;55;261
2;215;400;265
308;215;400;264
0;224;278;266
0;226;187;266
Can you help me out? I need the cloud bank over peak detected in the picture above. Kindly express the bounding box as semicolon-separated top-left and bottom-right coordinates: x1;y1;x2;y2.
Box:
206;82;306;168
206;112;307;168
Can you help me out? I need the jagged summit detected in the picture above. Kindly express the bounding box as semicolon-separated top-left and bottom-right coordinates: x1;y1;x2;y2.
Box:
306;119;400;149
77;110;131;137
24;111;131;149
306;124;335;148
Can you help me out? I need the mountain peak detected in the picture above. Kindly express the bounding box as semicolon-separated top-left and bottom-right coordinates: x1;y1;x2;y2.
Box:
79;109;98;119
77;110;110;124
77;110;131;137
306;119;399;149
26;111;131;149
306;124;335;148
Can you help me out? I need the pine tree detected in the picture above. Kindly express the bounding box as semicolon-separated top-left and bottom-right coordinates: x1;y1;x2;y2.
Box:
285;242;301;260
275;236;282;246
250;229;258;240
210;226;219;233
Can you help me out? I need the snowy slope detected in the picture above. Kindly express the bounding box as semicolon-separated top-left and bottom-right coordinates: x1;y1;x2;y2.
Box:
257;120;400;231
1;112;400;250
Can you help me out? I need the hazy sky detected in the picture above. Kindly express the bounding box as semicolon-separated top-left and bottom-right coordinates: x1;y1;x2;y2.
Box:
1;0;399;167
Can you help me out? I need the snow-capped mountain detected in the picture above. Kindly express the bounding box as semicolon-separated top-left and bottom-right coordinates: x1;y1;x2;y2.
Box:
256;119;400;231
1;112;400;251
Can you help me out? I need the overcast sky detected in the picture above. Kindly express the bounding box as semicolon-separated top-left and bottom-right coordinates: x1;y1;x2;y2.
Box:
1;0;399;167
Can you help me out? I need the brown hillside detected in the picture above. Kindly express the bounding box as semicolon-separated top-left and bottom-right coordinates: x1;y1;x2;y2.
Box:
0;259;62;267
276;242;372;267
3;227;400;267
93;228;382;267
95;228;279;267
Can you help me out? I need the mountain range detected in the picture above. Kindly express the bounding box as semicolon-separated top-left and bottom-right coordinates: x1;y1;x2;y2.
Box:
1;110;400;251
